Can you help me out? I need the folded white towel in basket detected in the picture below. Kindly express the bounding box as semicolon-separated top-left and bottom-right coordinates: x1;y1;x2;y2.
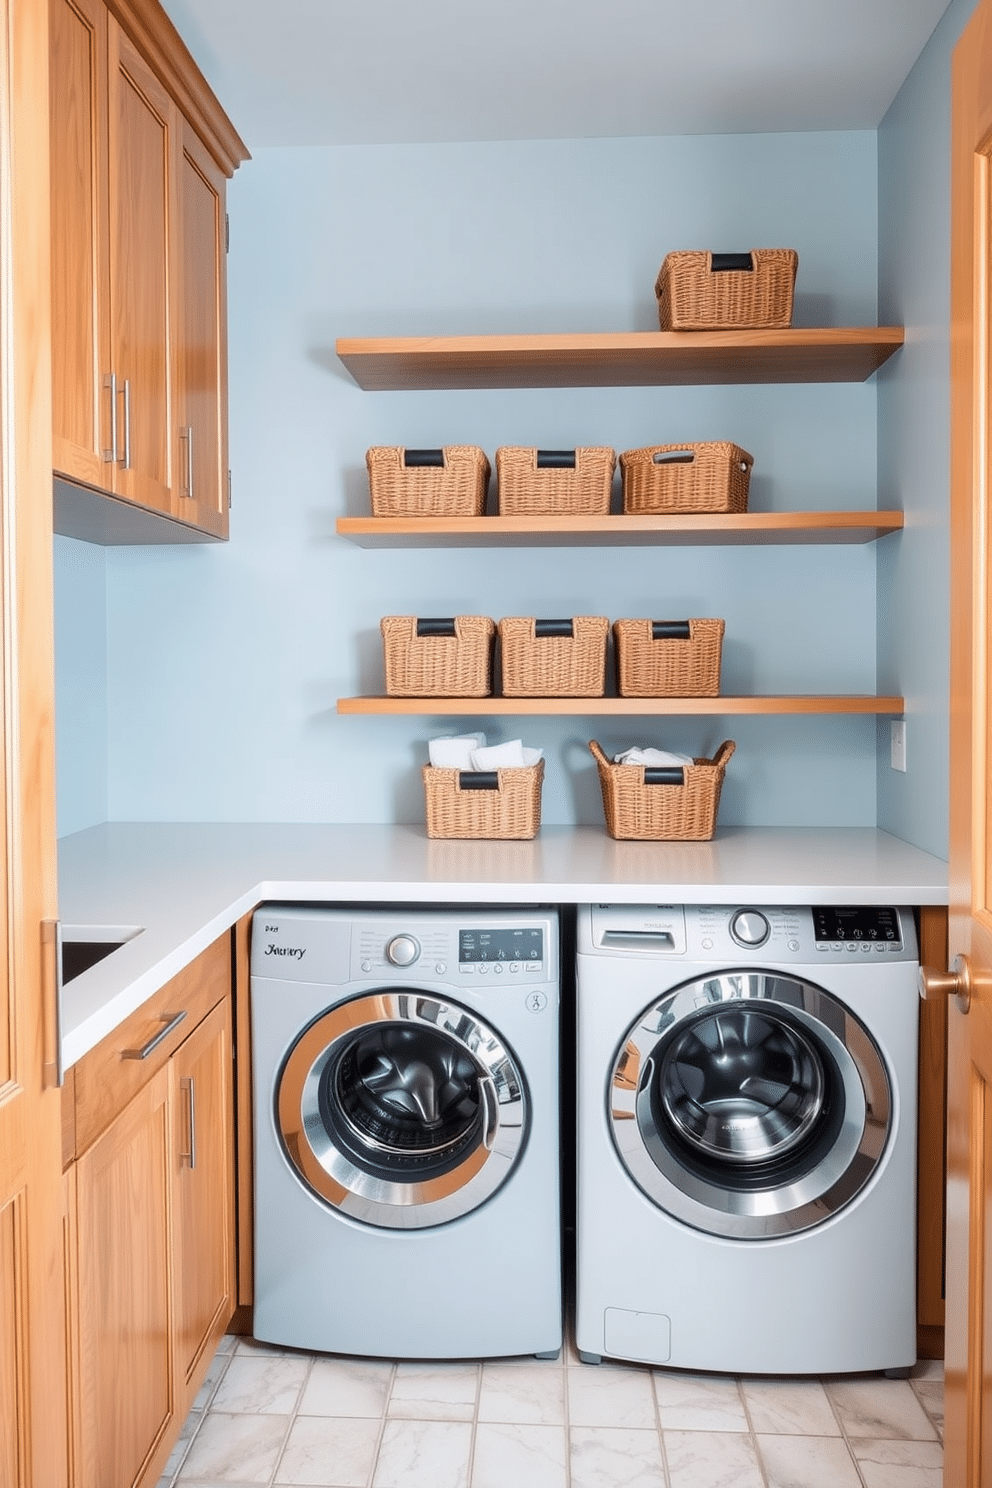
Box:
613;746;693;767
428;733;487;769
471;740;544;770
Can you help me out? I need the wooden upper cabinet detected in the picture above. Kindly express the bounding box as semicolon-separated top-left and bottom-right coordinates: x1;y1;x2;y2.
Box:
49;0;247;539
175;119;229;537
50;0;110;488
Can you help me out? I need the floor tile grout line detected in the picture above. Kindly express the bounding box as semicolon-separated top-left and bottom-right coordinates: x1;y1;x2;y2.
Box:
365;1359;397;1488
265;1346;316;1488
734;1372;772;1488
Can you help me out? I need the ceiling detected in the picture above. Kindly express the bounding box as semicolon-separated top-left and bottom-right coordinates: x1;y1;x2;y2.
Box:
159;0;955;151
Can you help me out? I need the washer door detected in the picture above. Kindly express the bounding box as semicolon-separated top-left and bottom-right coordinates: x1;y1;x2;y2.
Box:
609;971;891;1238
276;990;528;1229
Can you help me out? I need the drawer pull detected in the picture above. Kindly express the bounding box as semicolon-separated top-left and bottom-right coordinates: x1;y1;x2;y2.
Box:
122;1010;187;1061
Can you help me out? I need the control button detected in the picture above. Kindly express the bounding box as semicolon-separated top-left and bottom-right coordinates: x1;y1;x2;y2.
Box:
701;938;714;951
847;944;859;952
875;944;888;953
435;962;446;974
526;990;548;1013
478;965;488;975
788;939;800;951
832;942;842;952
361;959;372;973
730;909;770;947
525;964;542;974
861;944;872;953
509;964;521;974
493;965;503;975
385;934;420;967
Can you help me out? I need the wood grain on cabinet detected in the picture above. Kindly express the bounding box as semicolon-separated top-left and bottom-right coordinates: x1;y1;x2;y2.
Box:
73;1067;174;1488
337;694;905;717
336;327;905;391
0;0;68;1481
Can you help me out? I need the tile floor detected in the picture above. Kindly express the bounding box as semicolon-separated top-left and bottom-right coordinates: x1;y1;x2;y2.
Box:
158;1330;944;1488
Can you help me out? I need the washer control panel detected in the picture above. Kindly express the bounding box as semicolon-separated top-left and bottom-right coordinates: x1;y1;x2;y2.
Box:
351;912;554;984
582;904;917;964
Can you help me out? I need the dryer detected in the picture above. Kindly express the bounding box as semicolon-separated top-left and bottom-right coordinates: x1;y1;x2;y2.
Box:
251;905;561;1359
575;903;919;1375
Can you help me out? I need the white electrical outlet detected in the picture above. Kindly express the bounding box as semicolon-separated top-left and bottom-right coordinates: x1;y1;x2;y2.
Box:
890;720;907;772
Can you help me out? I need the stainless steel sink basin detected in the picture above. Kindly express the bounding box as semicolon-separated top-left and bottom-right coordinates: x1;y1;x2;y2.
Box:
60;924;143;984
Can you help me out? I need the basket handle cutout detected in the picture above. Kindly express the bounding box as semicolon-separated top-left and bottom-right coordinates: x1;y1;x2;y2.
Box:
458;771;500;790
644;767;686;786
416;618;458;637
535;618;575;638
651;621;692;640
536;449;577;469
652;450;695;465
710;252;754;272
403;448;446;467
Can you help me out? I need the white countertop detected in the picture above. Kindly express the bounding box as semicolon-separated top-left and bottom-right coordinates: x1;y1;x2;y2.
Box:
57;822;948;1069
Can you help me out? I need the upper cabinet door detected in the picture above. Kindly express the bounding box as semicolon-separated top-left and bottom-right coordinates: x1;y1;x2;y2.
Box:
175;120;229;538
50;0;110;488
106;19;176;516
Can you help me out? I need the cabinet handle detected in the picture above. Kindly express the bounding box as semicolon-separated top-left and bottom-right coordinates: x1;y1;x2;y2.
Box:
122;1009;187;1061
121;378;131;469
180;425;194;501
181;1075;197;1168
103;373;117;463
41;919;64;1089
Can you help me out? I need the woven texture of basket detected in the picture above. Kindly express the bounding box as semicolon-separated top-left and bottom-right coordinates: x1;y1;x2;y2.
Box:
496;447;616;515
589;739;735;840
366;446;490;517
621;443;753;515
423;761;544;839
655;250;798;330
613;618;725;697
381;615;495;696
499;616;609;697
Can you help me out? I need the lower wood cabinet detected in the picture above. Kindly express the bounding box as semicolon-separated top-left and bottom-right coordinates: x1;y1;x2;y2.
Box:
62;934;235;1488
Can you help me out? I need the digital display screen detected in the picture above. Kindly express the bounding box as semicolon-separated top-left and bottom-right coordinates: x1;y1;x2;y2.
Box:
459;928;544;964
812;906;901;944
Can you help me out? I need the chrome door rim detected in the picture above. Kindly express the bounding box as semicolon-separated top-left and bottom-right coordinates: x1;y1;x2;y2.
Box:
278;991;527;1229
609;971;891;1239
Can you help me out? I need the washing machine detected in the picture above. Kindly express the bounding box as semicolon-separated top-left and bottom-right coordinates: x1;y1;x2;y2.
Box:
251;905;561;1359
575;903;919;1376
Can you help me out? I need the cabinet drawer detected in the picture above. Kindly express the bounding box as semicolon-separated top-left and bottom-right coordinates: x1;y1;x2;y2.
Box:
70;933;230;1157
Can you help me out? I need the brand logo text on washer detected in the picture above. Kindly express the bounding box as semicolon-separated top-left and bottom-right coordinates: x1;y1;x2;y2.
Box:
265;943;306;959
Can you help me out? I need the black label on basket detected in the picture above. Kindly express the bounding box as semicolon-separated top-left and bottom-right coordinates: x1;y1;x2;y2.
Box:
644;767;686;785
536;449;577;469
459;771;500;790
652;621;692;640
403;448;445;467
710;252;754;272
416;618;458;636
535;618;575;637
652;450;695;465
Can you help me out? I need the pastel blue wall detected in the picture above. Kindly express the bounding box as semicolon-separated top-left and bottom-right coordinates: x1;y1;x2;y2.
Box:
57;129;888;830
875;0;976;860
53;535;107;835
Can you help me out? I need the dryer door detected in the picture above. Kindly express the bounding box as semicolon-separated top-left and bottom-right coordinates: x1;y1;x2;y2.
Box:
609;971;891;1239
276;990;527;1229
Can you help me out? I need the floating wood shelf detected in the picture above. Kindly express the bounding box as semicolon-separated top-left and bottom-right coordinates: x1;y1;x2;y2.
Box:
336;328;904;392
337;696;904;717
336;511;903;549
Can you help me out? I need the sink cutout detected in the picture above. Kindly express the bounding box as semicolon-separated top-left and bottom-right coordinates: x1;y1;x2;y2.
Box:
60;924;143;984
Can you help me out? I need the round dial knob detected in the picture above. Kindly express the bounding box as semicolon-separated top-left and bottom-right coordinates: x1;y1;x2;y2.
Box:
385;934;421;967
730;909;770;947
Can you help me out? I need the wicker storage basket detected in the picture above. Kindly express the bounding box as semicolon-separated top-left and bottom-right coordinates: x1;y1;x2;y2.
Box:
423;761;544;839
366;446;490;517
381;615;495;697
495;447;616;516
613;618;725;697
621;442;753;515
499;616;609;697
589;739;735;841
655;250;798;331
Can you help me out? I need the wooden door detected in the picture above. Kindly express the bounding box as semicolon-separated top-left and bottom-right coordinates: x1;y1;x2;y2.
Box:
106;15;176;514
937;0;992;1479
49;0;110;488
0;0;66;1483
175;118;229;537
172;995;236;1393
74;1066;175;1488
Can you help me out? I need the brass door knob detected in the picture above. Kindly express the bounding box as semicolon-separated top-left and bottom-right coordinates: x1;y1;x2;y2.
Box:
919;954;971;1013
